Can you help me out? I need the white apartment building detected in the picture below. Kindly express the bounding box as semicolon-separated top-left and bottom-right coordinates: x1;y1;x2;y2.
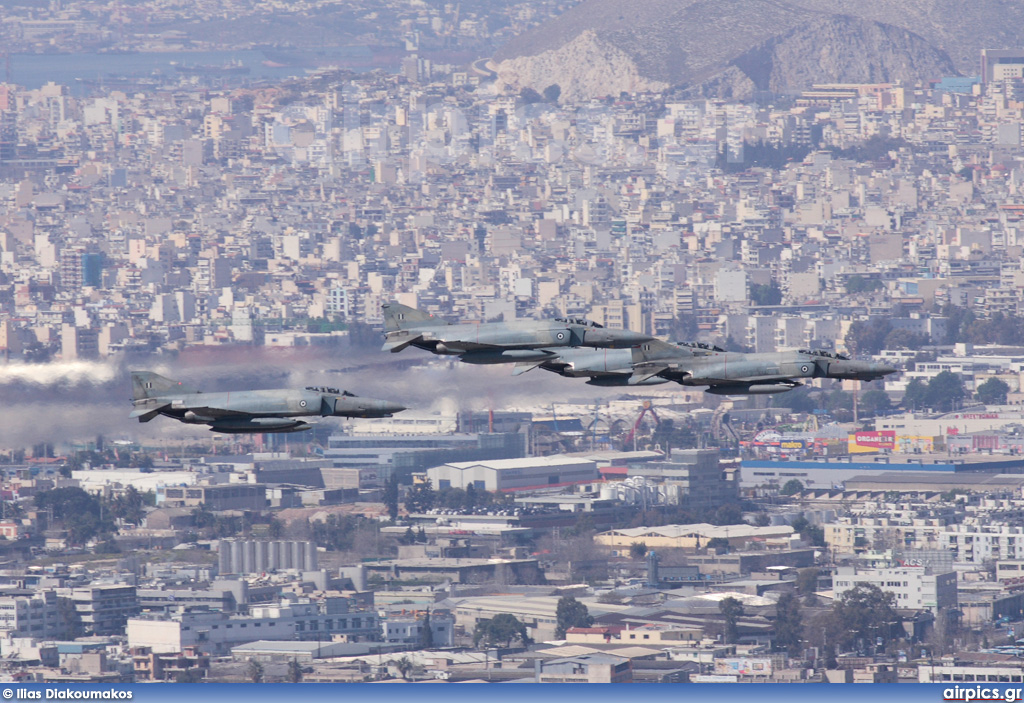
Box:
127;599;378;655
945;523;1024;564
833;566;957;612
0;589;62;639
824;516;948;553
380;611;455;647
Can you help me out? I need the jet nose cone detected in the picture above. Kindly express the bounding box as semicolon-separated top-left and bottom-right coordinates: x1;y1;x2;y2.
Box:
366;399;406;416
877;364;898;376
382;401;407;415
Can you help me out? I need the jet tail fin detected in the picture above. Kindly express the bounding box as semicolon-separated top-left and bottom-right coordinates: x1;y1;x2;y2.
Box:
382;303;448;332
130;371;196;400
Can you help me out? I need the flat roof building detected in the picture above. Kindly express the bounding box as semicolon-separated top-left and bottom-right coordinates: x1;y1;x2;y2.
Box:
426;456;599;492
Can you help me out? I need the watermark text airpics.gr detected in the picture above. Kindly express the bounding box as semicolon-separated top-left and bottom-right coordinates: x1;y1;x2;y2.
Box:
944;685;1023;702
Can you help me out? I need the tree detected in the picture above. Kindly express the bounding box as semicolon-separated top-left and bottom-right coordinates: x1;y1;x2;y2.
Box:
796;568;820;602
542;84;561;103
925;370;966;412
394;656;414;680
111;485;145;526
287;658;303;683
34;487;116;545
420;610;435;649
473;613;530;648
977;377;1010;406
903;378;928;411
554;596;593;639
845;319;892;356
57;597;83;639
383;476;399;522
268;518;285;540
790;516;825;547
719;597;744;644
404;480;435;513
780;479;804;496
859;389;892;418
629;542;648;560
750;282;782;306
519;87;543;104
846;275;883;294
245;658;264;683
827;584;900;653
773;592;803;656
883;328;929;350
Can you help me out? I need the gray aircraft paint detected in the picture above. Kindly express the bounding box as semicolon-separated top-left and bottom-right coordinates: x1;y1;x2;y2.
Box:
129;371;406;433
381;302;652;362
530;339;897;395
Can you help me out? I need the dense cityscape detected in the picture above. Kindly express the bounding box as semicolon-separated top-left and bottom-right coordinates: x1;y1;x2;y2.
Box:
6;0;1024;688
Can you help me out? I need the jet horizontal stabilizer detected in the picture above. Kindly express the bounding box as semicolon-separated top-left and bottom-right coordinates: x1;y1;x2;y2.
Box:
381;333;423;353
511;361;545;376
129;405;168;423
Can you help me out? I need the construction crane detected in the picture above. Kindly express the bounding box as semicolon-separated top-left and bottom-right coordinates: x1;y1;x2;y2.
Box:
623;400;660;451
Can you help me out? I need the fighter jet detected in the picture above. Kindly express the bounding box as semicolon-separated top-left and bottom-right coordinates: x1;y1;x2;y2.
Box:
381;302;652;365
129;371;406;433
526;340;897;395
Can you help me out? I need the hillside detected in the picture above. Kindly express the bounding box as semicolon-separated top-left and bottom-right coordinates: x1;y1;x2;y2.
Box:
492;0;1016;100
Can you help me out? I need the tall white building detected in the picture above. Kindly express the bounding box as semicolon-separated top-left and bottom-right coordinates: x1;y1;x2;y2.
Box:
833;566;957;612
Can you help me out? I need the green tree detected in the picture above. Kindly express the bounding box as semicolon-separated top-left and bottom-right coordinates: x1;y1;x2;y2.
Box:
245;658;264;683
903;378;928;411
383;476;399;521
519;87;543;104
394;656;414;680
404;480;435;513
420;610;435;649
846;275;883;294
773;592;803;656
111;485;146;525
845;319;892;356
827;584;900;653
34;487;116;544
629;542;648;560
268;518;284;540
287;658;303;683
554;596;593;639
796;568;820;600
473;613;530;648
883;328;929;350
750;282;782;306
719;597;744;644
926;370;966;412
57;597;83;639
859;389;892;418
542;84;561;103
780;479;804;496
977;377;1010;406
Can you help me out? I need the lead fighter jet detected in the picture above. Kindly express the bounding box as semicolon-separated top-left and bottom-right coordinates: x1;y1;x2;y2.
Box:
527;340;897;394
129;371;406;433
381;302;652;365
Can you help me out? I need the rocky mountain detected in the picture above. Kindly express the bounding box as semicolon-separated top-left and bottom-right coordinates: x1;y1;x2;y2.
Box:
492;0;1022;100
